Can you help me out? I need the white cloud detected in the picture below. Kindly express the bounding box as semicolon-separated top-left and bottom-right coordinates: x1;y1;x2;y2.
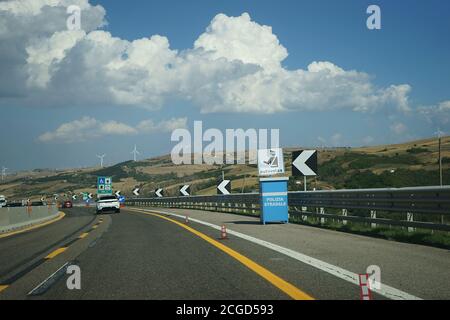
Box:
331;133;343;147
194;12;287;72
137;117;187;133
99;120;137;135
317;136;327;145
38;116;187;143
419;100;450;125
390;122;407;135
0;2;419;115
362;136;375;145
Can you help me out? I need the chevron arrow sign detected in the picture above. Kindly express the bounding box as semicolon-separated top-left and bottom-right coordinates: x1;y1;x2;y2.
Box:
292;150;318;176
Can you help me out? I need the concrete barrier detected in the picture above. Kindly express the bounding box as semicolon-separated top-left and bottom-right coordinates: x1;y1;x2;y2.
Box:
0;205;60;234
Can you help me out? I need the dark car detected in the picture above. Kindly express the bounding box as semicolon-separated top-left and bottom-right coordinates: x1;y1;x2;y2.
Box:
6;202;23;207
61;200;73;208
31;201;46;206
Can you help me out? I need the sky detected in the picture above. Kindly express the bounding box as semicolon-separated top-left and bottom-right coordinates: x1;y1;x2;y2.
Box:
0;0;449;171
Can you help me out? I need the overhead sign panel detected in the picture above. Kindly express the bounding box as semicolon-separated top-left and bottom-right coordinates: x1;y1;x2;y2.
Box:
292;150;318;176
257;148;285;176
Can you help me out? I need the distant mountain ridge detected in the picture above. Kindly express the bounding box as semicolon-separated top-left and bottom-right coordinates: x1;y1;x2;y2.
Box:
0;136;449;200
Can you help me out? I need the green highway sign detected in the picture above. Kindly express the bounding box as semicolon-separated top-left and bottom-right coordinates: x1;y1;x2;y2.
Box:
97;176;113;195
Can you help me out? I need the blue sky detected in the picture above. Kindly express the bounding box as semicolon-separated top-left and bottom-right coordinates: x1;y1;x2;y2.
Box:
0;0;449;171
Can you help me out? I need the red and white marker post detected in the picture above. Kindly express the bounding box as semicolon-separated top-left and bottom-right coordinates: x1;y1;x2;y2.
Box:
220;225;228;240
358;273;372;300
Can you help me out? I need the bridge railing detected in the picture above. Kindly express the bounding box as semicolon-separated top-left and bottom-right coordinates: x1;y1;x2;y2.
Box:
126;186;450;232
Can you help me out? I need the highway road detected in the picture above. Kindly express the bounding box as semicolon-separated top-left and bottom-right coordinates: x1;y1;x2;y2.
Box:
0;206;447;300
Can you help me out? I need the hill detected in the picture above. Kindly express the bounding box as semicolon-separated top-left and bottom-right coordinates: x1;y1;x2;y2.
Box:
0;136;449;201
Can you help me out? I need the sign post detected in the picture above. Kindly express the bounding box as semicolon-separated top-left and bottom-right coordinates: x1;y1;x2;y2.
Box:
257;148;289;224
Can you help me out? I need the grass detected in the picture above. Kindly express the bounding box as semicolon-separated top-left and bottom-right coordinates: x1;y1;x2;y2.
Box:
406;147;429;154
288;214;450;250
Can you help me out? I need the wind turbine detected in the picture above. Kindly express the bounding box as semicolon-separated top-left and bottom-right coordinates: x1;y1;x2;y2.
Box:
97;154;106;168
1;167;7;181
435;128;445;139
131;145;140;162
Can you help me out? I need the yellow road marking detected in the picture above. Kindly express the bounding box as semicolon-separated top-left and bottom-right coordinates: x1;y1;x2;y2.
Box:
131;209;314;300
45;247;67;259
78;232;89;239
0;285;9;293
0;212;66;239
92;225;98;229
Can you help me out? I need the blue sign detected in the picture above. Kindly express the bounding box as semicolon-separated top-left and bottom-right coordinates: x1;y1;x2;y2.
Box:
118;196;125;203
259;177;289;224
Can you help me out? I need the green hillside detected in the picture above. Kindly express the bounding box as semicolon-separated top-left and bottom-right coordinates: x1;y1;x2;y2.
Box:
0;136;449;200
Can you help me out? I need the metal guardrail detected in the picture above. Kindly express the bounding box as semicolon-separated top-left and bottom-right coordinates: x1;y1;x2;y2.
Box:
126;186;450;232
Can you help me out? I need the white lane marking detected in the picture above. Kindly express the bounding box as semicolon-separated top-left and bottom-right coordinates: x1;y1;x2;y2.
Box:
134;208;422;300
27;262;69;296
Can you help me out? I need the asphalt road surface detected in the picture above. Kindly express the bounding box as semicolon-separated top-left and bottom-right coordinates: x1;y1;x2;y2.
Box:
0;206;428;300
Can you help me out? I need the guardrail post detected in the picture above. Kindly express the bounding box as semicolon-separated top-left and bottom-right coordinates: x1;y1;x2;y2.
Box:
301;206;308;222
342;209;348;225
251;203;256;215
320;207;325;224
370;210;377;228
407;212;415;232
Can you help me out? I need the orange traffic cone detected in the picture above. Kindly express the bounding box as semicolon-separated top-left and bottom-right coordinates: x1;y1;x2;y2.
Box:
220;225;228;240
